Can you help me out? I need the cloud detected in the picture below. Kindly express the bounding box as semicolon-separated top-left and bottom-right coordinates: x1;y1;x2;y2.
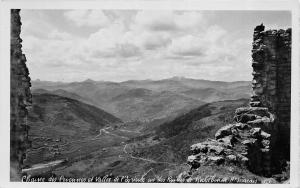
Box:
132;10;204;33
204;25;227;42
57;10;207;62
48;30;73;40
64;10;110;27
83;22;142;58
167;25;228;59
168;35;207;57
115;43;141;58
21;9;261;82
20;11;53;38
122;31;171;50
134;11;176;31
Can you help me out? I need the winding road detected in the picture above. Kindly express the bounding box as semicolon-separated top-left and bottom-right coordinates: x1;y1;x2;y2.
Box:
121;144;178;166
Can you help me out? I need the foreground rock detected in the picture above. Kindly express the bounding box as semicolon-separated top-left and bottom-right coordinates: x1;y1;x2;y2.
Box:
187;106;274;176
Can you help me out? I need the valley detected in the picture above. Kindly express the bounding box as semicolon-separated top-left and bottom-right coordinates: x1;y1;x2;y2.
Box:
23;77;253;180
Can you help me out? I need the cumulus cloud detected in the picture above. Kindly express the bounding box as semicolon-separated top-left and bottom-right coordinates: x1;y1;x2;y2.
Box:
123;31;171;51
22;9;274;82
134;11;176;31
64;10;110;27
166;25;228;61
48;30;73;40
82;22;142;58
132;10;204;33
168;35;207;57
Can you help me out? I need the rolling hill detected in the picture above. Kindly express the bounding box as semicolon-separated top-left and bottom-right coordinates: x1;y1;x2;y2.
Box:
130;98;250;164
25;93;122;166
31;77;251;122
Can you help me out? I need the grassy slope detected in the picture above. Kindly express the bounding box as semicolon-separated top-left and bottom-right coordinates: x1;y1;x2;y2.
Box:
132;99;249;164
25;93;122;166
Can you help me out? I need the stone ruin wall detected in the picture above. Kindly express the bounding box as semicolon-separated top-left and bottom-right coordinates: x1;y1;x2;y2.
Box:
10;9;32;180
185;25;291;178
251;24;291;158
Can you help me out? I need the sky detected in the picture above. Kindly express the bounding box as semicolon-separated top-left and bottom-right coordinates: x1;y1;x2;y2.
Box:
20;10;291;82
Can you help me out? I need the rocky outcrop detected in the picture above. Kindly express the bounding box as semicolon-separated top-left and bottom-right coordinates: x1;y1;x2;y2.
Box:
187;107;275;176
10;9;32;181
185;24;291;179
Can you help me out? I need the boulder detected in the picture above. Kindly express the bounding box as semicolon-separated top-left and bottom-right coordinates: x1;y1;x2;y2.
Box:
208;145;224;155
240;156;249;165
242;139;257;146
187;155;197;163
261;139;270;148
235;123;250;130
187;155;201;169
248;116;272;126
199;156;208;164
207;156;225;165
250;127;261;138
215;124;235;139
235;107;269;117
226;154;237;162
190;143;208;154
235;113;257;123
217;135;234;147
231;128;238;136
261;131;271;139
236;153;249;164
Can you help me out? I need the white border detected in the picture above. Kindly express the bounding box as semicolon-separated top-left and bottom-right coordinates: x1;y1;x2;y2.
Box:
0;0;299;188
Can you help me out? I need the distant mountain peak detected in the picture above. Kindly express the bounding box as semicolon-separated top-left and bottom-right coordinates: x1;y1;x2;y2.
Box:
83;79;95;83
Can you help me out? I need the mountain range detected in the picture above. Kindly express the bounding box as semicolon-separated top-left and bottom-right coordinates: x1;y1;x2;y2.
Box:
31;77;251;122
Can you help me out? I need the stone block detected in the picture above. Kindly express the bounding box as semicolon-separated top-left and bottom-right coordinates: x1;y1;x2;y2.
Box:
226;154;237;162
207;156;225;165
261;131;271;139
208;145;225;155
217;135;234;147
190;143;208;154
250;128;261;138
215;124;235;139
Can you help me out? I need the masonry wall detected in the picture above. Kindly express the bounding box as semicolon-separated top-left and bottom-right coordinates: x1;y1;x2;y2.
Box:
250;24;291;158
10;9;32;180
